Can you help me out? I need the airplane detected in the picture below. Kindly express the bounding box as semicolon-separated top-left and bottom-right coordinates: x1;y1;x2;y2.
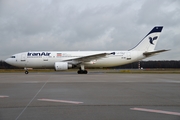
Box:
5;26;169;74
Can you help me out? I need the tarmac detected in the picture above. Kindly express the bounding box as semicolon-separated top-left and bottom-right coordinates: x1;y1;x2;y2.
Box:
0;72;180;120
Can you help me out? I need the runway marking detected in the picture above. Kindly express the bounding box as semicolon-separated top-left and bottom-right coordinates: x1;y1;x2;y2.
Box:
15;81;48;120
38;99;83;104
0;95;9;98
157;79;180;83
130;108;180;116
23;81;39;83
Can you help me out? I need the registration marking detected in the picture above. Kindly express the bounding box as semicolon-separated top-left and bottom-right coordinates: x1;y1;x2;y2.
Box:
38;99;83;104
131;107;180;116
0;95;9;98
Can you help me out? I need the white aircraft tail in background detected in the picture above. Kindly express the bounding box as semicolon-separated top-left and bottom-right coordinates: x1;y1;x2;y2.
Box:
5;26;169;74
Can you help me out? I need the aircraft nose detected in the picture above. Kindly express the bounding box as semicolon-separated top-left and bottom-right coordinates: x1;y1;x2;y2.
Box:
5;58;10;64
5;58;14;65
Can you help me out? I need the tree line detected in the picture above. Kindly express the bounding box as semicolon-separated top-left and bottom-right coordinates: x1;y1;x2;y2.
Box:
0;60;18;69
1;60;180;69
117;60;180;69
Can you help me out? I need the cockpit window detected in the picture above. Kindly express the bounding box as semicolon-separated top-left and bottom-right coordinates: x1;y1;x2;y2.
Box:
11;56;16;58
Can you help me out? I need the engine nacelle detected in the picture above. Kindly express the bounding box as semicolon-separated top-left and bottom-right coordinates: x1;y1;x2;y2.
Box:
54;62;73;71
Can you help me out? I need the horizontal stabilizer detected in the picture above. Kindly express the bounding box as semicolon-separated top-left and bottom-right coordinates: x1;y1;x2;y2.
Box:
143;49;170;57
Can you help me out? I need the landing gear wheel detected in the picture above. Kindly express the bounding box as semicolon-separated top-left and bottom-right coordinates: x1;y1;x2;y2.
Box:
77;70;88;74
25;71;29;74
83;70;88;74
77;70;81;74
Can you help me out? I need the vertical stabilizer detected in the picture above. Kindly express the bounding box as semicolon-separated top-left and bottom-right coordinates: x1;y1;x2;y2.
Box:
130;26;163;52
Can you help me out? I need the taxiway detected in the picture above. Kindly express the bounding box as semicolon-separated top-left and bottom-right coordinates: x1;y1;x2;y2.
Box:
0;72;180;120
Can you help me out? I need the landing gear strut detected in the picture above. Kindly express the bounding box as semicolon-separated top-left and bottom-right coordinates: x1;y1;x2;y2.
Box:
77;64;88;74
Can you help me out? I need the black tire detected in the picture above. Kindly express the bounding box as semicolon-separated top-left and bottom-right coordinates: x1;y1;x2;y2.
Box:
25;71;29;74
77;70;88;74
83;70;88;74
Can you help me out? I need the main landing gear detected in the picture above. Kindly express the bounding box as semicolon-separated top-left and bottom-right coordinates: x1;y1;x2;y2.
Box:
77;64;88;74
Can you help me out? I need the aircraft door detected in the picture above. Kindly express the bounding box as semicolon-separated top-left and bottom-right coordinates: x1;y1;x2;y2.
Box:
126;52;131;60
21;54;26;61
43;56;48;61
20;54;28;67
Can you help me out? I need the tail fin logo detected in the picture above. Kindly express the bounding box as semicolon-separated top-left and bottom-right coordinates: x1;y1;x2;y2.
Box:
149;36;158;45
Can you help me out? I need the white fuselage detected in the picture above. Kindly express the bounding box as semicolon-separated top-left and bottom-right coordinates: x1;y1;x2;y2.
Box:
6;51;145;68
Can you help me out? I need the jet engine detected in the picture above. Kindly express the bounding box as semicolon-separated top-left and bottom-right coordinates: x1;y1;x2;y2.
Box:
54;62;73;70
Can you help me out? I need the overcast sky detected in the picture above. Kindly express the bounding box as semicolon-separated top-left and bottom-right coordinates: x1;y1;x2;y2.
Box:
0;0;180;60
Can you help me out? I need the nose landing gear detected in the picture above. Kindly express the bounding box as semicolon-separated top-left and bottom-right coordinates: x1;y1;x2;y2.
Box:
24;68;29;74
25;71;29;74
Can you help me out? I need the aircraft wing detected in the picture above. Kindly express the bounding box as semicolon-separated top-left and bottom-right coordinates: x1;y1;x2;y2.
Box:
143;49;170;57
64;52;113;62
